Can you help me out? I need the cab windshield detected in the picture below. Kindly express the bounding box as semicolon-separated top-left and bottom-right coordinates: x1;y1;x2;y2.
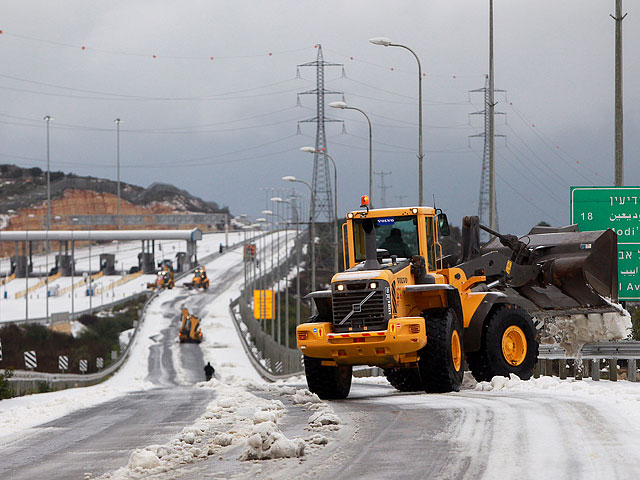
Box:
353;215;419;262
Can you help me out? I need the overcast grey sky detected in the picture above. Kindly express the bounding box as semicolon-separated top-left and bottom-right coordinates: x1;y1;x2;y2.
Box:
0;1;638;234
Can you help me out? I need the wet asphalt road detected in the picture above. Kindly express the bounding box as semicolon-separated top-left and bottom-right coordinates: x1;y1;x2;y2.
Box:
0;291;214;480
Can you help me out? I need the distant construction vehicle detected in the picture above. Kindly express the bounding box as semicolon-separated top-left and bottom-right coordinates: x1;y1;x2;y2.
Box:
147;269;175;290
243;244;257;262
179;308;203;343
183;266;210;290
297;197;620;399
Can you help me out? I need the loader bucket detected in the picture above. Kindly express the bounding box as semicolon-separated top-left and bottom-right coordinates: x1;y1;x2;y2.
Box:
484;228;618;310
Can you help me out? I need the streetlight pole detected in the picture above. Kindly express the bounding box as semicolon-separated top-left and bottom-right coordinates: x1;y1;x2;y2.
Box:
300;146;340;273
272;196;300;347
263;211;281;340
370;37;423;205
327;103;372;207
115;118;122;228
266;209;288;344
282;176;315;312
25;213;34;321
44;115;52;324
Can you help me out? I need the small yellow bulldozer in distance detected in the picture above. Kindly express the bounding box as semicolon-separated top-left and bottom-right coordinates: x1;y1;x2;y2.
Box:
183;266;210;290
147;269;175;290
296;197;620;399
179;308;203;343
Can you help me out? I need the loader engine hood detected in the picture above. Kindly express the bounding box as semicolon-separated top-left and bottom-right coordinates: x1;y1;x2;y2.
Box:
330;271;393;333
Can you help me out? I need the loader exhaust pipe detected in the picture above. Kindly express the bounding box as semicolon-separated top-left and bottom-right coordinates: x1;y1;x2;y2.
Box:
362;218;381;270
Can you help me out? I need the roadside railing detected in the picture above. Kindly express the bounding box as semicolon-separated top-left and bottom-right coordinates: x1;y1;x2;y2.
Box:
536;341;640;382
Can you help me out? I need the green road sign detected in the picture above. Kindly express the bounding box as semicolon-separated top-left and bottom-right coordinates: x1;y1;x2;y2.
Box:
571;186;640;300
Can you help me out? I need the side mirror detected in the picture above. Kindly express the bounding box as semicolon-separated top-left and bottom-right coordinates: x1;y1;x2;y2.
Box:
437;213;450;237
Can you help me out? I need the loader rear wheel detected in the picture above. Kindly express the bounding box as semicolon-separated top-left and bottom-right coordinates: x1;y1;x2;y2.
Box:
303;356;352;400
418;308;464;393
383;367;423;392
467;305;538;382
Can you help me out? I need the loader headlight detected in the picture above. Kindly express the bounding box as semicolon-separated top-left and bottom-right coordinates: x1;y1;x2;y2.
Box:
347;213;354;219
369;282;378;289
412;208;418;214
336;284;345;291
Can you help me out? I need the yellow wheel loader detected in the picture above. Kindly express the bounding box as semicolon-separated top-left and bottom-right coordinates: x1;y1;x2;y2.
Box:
183;266;210;290
147;270;175;290
296;197;620;399
179;308;203;343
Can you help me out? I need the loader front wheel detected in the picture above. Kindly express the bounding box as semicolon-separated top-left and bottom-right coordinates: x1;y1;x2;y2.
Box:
467;305;538;382
383;367;423;392
303;356;352;400
418;308;464;393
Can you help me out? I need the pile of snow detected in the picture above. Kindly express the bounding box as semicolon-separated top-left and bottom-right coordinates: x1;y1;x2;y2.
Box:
70;320;88;337
97;377;334;479
241;420;305;460
540;310;632;356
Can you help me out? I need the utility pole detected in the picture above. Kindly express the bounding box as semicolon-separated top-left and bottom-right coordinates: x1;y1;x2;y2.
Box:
115;118;122;227
611;0;626;186
488;0;497;231
374;171;392;208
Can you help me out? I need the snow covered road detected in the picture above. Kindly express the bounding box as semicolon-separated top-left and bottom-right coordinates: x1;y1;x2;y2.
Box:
2;230;640;479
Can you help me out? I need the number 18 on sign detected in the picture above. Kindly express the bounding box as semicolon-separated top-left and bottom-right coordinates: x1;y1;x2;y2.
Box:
571;186;640;300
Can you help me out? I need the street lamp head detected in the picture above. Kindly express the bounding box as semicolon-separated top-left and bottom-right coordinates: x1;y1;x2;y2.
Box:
271;197;283;203
282;175;296;182
43;115;53;121
328;101;347;109
262;210;273;215
299;146;316;153
369;37;392;46
114;118;122;123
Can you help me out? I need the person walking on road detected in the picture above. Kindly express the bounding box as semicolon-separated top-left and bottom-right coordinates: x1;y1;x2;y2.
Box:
204;362;215;381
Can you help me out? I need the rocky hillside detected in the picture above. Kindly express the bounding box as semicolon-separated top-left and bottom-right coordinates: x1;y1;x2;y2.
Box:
0;164;226;215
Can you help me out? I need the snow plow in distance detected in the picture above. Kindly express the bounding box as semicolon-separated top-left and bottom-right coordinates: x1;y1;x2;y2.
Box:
179;308;203;343
183;266;210;290
147;270;175;290
296;199;623;399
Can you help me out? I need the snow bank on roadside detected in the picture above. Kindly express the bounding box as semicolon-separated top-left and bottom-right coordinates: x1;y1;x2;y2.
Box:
96;376;342;479
475;373;640;422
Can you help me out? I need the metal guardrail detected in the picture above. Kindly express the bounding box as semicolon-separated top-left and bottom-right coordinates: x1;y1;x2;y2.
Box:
537;341;639;382
538;341;640;360
228;297;303;382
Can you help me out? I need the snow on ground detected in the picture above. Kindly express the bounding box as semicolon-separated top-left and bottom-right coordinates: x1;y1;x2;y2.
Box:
95;378;342;479
0;289;180;440
476;373;640;423
197;230;293;383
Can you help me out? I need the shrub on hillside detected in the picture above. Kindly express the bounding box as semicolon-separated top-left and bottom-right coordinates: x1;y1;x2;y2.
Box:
0;369;15;400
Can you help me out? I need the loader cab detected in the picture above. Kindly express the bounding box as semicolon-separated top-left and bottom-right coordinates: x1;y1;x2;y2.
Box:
343;206;444;272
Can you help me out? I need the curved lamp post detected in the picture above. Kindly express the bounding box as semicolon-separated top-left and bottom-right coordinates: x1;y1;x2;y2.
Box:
327;102;373;207
300;147;339;273
369;37;424;205
272;196;300;344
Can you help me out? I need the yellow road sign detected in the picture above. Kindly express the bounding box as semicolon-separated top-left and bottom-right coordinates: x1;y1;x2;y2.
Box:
253;289;274;320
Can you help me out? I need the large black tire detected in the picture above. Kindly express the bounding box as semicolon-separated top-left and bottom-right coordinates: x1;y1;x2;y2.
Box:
418;308;464;393
467;304;538;382
304;356;352;400
383;367;423;392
